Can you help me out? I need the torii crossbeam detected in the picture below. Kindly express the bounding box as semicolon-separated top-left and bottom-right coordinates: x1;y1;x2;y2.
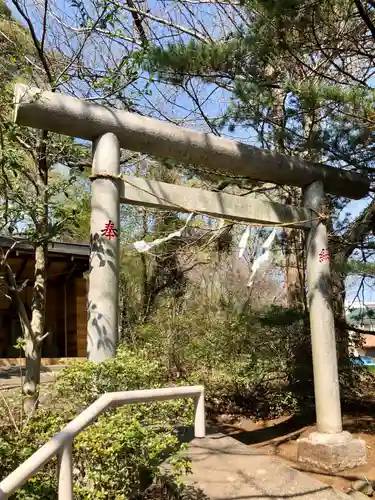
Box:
13;84;369;472
14;85;369;199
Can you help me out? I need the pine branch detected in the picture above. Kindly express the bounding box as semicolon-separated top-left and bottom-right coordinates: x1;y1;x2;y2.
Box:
341;200;375;257
353;0;375;43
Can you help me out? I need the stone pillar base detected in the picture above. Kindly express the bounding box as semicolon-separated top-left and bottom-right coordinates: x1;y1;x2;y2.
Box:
297;431;367;472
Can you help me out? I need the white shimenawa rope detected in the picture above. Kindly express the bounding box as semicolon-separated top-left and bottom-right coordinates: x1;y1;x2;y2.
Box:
238;225;251;259
133;213;194;253
247;228;278;288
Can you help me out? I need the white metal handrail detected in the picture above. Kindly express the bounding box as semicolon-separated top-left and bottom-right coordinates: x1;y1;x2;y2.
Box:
0;385;205;500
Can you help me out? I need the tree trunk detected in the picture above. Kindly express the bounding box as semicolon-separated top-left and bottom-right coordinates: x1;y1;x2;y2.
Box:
22;127;49;413
285;228;306;310
23;243;47;414
282;186;306;310
269;87;306;310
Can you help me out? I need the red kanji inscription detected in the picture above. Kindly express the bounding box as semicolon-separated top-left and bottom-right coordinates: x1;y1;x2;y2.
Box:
101;220;118;240
318;248;329;263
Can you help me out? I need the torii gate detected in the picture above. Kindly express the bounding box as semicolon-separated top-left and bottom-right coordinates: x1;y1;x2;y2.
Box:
14;84;368;472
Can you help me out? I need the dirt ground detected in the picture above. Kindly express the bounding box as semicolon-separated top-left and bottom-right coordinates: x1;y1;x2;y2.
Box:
217;412;375;494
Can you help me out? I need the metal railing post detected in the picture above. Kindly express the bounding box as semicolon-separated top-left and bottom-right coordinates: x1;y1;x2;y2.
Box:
0;385;205;497
57;442;73;500
194;389;205;438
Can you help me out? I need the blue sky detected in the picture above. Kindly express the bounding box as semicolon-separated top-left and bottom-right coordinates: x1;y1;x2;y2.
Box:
7;0;374;303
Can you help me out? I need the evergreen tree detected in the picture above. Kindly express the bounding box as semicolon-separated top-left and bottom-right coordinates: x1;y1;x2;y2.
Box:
142;0;375;371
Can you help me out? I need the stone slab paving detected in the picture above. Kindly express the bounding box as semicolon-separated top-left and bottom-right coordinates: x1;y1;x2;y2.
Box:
185;433;350;500
0;365;63;390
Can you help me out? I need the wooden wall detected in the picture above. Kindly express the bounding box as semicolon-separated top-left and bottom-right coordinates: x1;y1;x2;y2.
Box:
66;279;77;356
0;285;33;357
66;277;87;357
55;282;66;357
0;275;88;359
0;289;11;356
76;278;88;357
44;284;58;357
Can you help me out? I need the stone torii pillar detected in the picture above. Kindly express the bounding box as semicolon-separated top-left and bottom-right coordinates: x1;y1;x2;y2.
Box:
87;133;120;362
298;181;366;472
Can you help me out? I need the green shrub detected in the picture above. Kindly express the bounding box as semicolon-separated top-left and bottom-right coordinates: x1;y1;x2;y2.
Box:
56;346;168;404
0;407;68;499
0;349;193;499
134;302;306;418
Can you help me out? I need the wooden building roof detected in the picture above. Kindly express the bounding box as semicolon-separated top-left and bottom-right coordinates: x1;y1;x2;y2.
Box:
0;237;90;283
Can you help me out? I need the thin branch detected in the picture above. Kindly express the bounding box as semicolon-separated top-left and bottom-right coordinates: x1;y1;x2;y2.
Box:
182;0;241;3
0;390;20;434
354;0;375;43
46;7;139;45
11;0;54;87
111;0;209;43
0;28;43;71
55;6;110;86
0;248;35;343
338;318;375;337
311;6;369;87
40;0;48;54
37;331;49;343
181;260;209;273
126;0;148;46
184;82;220;135
1;240;21;265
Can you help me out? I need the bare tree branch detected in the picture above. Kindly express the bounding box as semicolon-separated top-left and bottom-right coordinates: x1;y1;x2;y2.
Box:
11;0;54;87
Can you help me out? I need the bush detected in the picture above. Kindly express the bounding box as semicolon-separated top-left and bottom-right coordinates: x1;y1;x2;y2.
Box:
55;346;168;404
0;348;193;499
133;300;307;418
0;406;63;499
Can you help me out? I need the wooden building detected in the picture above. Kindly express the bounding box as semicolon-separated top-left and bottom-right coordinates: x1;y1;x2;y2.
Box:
0;237;89;361
347;303;375;359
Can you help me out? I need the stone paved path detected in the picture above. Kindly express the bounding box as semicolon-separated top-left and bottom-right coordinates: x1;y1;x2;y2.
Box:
185;432;350;500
